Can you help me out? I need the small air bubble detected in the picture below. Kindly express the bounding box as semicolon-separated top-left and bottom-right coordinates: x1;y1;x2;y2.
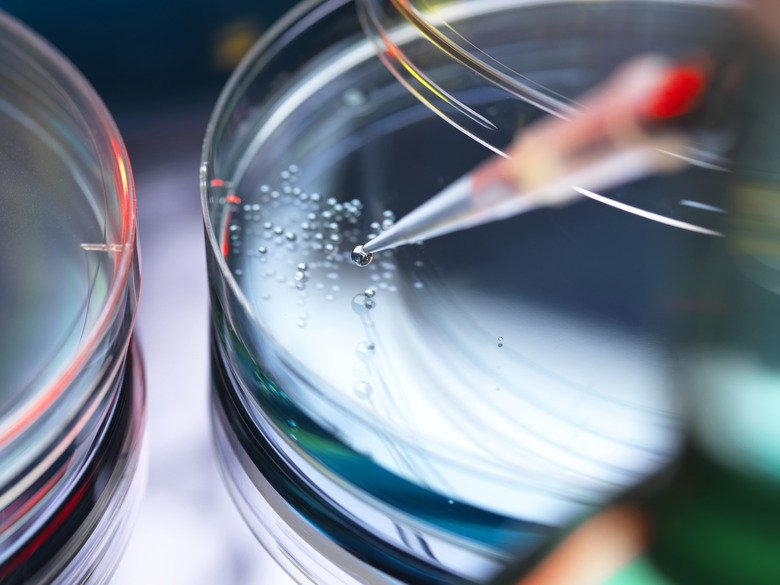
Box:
273;226;284;235
364;288;376;298
356;341;376;359
285;232;297;242
297;263;308;271
354;381;373;398
258;246;268;254
342;88;367;106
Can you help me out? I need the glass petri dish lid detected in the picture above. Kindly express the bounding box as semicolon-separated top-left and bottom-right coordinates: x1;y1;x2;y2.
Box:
0;8;141;579
357;0;743;233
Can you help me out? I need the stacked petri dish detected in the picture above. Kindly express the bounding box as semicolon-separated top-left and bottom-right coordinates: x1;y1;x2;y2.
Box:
0;11;144;585
202;1;735;583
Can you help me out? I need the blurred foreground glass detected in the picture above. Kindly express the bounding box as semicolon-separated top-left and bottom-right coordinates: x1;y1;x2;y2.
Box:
201;0;749;583
0;11;144;584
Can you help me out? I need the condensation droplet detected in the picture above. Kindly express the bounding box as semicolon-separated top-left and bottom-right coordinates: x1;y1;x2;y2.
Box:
364;288;376;298
356;341;376;360
354;381;373;398
297;262;308;271
342;88;367;107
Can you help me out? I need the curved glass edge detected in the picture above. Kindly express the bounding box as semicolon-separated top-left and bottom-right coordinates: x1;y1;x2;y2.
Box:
0;338;146;584
0;9;140;450
354;0;741;158
209;322;543;584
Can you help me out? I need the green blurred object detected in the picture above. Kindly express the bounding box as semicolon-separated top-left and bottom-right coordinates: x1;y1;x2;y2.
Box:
488;39;780;585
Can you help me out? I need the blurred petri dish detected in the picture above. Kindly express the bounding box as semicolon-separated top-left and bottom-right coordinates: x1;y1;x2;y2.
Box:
202;0;733;583
0;10;145;584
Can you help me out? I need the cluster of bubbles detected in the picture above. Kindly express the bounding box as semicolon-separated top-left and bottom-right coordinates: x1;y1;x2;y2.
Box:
218;164;419;323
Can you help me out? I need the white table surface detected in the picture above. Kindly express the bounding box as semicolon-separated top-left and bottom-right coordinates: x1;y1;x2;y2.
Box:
110;100;295;585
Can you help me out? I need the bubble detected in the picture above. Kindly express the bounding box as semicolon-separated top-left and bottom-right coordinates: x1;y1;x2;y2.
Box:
364;288;376;298
498;336;503;341
285;232;297;242
342;88;367;106
258;246;268;254
295;271;308;282
354;381;373;398
289;164;299;174
381;218;394;230
273;226;284;235
413;281;424;289
280;170;291;180
351;245;373;267
260;184;271;192
325;294;335;302
356;341;376;360
297;263;308;271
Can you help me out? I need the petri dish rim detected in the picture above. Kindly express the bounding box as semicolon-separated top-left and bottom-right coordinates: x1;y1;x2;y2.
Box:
0;9;139;450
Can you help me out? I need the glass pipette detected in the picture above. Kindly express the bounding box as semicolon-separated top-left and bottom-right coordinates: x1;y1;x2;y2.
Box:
353;54;718;265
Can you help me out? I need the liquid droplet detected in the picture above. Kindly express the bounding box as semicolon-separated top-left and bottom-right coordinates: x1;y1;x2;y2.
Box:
354;381;373;398
356;341;376;360
364;288;376;298
351;245;373;267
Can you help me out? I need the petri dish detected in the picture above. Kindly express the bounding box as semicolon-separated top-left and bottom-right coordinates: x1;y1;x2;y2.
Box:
202;0;735;583
0;10;145;584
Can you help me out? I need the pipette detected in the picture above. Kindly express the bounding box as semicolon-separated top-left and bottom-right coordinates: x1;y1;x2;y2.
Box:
352;54;716;266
